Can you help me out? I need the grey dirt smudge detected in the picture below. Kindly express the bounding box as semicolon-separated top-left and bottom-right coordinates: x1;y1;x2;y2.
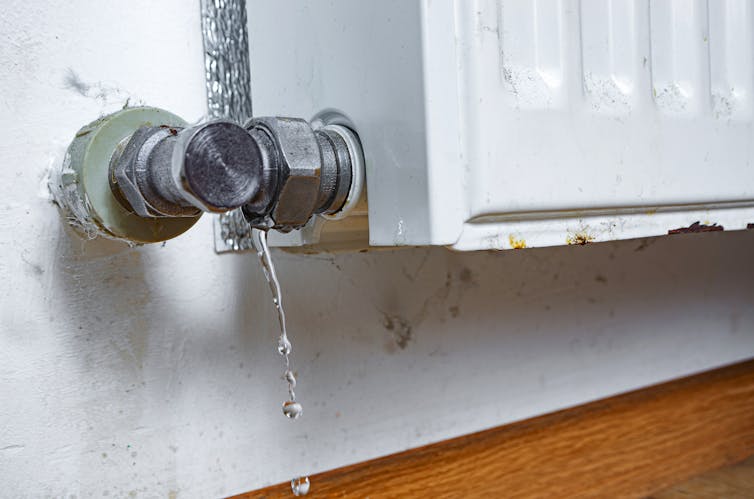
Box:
459;267;477;286
382;313;413;351
63;68;91;96
20;253;44;276
634;237;658;252
63;68;133;107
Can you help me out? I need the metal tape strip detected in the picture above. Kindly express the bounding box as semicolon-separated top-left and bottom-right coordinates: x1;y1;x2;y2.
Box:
200;0;256;252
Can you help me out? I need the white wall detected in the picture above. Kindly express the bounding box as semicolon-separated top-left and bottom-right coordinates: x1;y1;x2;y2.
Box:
1;1;754;497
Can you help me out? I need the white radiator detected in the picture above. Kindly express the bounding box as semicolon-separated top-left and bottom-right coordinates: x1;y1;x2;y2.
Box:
251;0;754;251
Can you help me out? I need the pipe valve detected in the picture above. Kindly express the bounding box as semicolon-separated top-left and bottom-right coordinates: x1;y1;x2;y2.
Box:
52;107;364;243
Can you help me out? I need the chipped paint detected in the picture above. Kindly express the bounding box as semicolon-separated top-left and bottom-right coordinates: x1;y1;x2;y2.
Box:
453;208;754;252
668;221;724;235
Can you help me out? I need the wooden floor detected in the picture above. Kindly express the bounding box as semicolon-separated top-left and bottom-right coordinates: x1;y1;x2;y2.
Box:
234;359;754;498
651;455;754;499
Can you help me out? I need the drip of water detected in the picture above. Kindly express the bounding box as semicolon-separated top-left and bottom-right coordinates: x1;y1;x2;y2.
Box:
282;400;304;419
251;227;310;496
251;228;300;407
291;476;310;496
284;369;297;387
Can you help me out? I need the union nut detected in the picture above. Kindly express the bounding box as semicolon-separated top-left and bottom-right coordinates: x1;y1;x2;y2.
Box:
110;125;200;218
245;117;323;229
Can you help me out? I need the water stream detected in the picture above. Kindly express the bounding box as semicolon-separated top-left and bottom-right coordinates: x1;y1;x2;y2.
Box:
250;227;309;495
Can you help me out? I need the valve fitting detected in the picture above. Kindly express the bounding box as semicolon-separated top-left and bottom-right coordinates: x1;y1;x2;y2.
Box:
241;117;354;230
53;106;364;245
108;112;360;234
109;121;268;218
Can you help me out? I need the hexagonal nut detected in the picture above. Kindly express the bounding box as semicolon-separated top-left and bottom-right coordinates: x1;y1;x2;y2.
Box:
246;117;321;229
109;126;160;218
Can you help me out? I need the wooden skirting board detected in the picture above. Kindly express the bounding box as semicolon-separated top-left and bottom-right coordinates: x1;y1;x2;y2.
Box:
233;359;754;498
651;454;754;498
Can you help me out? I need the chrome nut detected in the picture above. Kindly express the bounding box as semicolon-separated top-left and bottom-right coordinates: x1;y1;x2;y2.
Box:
245;117;322;229
109;126;177;218
173;121;265;213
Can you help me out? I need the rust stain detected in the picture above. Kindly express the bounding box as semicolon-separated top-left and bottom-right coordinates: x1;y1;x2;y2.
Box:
566;232;595;246
159;125;179;136
508;234;527;249
668;221;724;235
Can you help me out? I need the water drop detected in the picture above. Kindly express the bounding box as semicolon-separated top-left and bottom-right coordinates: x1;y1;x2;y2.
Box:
284;370;297;388
282;400;303;419
291;476;310;496
277;336;292;356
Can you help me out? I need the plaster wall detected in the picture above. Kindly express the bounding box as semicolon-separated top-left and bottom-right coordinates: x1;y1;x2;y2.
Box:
1;2;753;497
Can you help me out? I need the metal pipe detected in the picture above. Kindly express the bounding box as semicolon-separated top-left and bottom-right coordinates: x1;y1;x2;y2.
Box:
107;114;360;231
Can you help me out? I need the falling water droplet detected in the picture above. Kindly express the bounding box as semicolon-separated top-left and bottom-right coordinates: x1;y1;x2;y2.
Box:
249;227;310;494
284;370;297;388
291;476;310;496
282;400;303;419
250;227;301;411
277;336;292;356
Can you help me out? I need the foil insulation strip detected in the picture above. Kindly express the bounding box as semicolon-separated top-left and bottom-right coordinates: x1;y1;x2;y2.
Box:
200;0;257;253
200;0;252;122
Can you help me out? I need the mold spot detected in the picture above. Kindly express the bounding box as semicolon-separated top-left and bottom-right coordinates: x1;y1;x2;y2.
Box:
595;274;607;284
668;221;724;235
448;305;460;318
508;234;527;249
